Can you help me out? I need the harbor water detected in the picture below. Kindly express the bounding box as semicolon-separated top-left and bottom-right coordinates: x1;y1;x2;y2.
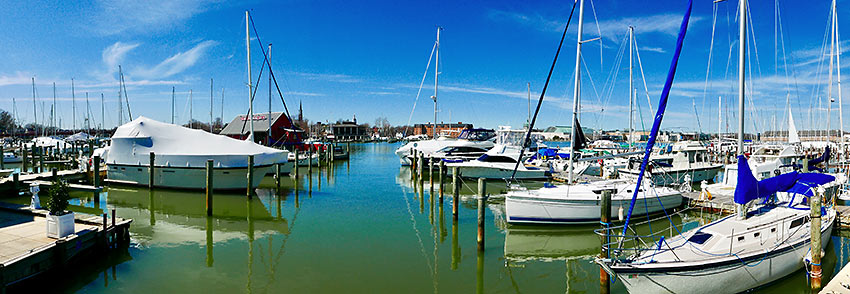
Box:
6;142;850;293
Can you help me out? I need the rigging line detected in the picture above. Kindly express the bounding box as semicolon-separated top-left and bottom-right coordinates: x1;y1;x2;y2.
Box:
120;70;132;121
403;42;437;137
248;13;296;129
777;1;803;130
622;0;692;238
632;37;654;113
701;3;718;136
588;0;603;69
580;54;606;127
509;0;578;182
595;31;629;128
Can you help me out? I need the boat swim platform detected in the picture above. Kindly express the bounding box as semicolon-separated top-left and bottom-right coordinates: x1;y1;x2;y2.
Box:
0;202;131;290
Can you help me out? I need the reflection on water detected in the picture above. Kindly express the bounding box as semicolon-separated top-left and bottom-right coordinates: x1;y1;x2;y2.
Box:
7;142;850;293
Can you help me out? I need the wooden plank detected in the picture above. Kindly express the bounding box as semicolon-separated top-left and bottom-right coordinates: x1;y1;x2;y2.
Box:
25;180;103;192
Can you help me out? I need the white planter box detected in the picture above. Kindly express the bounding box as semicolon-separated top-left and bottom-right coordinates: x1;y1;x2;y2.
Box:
46;212;75;239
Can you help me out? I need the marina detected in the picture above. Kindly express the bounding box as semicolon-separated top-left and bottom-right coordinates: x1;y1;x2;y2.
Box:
3;0;850;293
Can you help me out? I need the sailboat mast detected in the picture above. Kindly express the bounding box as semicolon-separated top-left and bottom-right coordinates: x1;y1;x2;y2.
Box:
100;93;104;134
527;82;531;126
172;87;175;124
718;96;722;138
118;66;123;126
827;0;836;144
52;82;56;131
432;27;441;139
836;0;845;158
628;26;637;149
72;78;76;131
246;10;255;142
85;92;90;131
736;0;747;219
190;89;193;128
211;78;215;133
31;78;37;133
568;0;585;183
268;43;272;145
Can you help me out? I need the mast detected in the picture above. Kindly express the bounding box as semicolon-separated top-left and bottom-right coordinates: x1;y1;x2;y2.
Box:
432;27;442;139
718;95;722;139
100;93;104;135
85;92;90;132
172;87;175;124
72;78;76;131
527;82;531;127
827;0;835;145
118;66;123;126
268;43;272;145
52;82;56;132
736;0;746;219
568;0;586;183
211;78;215;133
190;89;193;128
837;0;845;159
31;78;37;133
246;10;255;142
628;26;637;149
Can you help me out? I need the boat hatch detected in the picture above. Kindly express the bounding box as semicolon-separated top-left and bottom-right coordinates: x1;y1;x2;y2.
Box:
687;232;712;244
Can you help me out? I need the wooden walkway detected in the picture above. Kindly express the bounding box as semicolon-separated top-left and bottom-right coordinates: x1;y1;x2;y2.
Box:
0;202;130;290
822;261;850;293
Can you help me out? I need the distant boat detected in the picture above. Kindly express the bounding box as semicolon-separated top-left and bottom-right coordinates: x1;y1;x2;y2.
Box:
446;144;549;180
101;117;289;190
394;128;495;166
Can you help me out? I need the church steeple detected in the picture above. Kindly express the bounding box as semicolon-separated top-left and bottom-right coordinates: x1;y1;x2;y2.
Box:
298;100;303;122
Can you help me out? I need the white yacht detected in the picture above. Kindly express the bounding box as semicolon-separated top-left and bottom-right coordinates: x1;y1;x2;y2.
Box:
505;179;682;224
619;141;722;186
103;117;289;190
445;144;549;180
394;128;495;165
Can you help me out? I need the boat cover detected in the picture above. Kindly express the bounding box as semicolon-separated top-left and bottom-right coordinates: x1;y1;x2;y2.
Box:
107;117;287;168
734;155;835;204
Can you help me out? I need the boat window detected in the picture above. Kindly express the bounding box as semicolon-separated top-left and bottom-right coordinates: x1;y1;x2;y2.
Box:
789;217;807;229
479;155;516;163
737;236;745;242
754;232;760;238
687;232;712;244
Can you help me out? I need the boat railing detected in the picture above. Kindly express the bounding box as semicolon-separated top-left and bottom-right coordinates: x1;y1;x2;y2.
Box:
595;208;705;263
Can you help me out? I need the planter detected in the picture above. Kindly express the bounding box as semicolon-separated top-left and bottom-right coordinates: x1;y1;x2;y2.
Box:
46;212;75;239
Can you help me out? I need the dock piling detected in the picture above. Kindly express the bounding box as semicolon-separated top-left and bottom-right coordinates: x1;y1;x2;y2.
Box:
810;186;824;290
206;159;213;216
600;189;612;294
438;160;444;201
148;152;155;189
308;147;313;174
429;156;434;189
293;148;299;179
803;157;810;173
1;145;5;170
39;147;44;173
275;163;281;190
12;173;18;192
22;148;28;173
452;167;459;220
477;177;485;251
93;156;101;187
247;155;254;198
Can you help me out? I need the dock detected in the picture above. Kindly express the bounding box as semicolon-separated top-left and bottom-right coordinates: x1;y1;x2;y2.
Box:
822;259;850;293
0;202;130;290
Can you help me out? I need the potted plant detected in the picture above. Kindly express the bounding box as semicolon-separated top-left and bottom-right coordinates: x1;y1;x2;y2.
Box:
45;180;74;239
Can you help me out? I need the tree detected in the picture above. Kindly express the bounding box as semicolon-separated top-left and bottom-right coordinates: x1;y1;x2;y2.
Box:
0;111;16;133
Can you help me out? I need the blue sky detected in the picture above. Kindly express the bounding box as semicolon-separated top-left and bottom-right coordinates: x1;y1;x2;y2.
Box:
0;0;847;134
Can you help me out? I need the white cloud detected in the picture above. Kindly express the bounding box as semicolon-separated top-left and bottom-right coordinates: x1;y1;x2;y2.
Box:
488;10;702;41
89;0;215;36
0;72;33;87
639;46;666;53
285;91;324;97
102;42;140;73
292;72;362;83
134;40;217;79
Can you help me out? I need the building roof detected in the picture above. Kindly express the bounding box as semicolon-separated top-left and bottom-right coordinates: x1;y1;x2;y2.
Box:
220;112;292;135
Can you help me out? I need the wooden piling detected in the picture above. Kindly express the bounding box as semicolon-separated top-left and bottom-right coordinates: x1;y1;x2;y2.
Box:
810;186;823;290
0;145;5;170
206;159;213;216
39;147;44;172
247;155;254;198
148;152;155;189
600;189;612;294
452;167;459;220
12;173;18;191
417;152;424;183
22;148;27;173
438;160;445;201
308;147;313;174
477;177;485;251
93;155;101;187
51;168;57;183
293;148;299;178
803;157;809;173
275;163;281;189
429;156;434;188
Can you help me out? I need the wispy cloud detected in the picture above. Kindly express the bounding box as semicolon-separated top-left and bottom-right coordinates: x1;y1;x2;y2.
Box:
365;91;401;96
98;42;140;80
640;46;666;53
0;72;34;87
488;10;702;41
292;72;362;83
134;40;217;79
285;91;324;97
88;0;215;36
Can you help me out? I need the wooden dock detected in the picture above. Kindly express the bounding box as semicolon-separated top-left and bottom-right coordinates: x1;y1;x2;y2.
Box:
0;202;130;290
822;260;850;293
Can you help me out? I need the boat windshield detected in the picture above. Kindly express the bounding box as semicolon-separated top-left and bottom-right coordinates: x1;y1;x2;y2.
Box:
458;129;495;141
477;154;516;163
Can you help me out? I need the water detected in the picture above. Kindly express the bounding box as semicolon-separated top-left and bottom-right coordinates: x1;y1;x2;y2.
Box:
5;142;850;293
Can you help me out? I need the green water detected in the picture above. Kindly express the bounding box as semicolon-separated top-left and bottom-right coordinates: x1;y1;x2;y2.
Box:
6;143;850;293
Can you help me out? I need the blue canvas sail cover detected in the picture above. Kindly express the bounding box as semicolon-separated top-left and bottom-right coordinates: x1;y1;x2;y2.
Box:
807;146;831;172
734;155;836;204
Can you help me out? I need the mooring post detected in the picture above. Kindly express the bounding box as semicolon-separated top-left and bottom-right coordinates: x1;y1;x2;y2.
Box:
600;189;612;294
293;148;299;179
22;148;27;173
93;155;101;187
111;208;116;228
417;152;424;183
51;168;57;183
810;186;824;291
477;177;486;251
206;159;213;216
452;167;460;220
247;155;254;198
148;152;155;189
429;156;434;188
12;173;18;192
439;160;445;201
308;147;313;174
1;145;5;170
275;163;281;190
39;147;44;172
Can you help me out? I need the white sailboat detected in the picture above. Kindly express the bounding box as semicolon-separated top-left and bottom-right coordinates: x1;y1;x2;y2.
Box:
598;1;846;293
504;0;682;225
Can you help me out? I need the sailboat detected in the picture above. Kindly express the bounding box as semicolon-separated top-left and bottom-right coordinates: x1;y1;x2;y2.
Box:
504;0;683;225
597;1;846;293
394;28;496;166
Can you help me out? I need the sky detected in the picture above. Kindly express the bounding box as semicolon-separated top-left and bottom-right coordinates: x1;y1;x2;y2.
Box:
0;0;847;134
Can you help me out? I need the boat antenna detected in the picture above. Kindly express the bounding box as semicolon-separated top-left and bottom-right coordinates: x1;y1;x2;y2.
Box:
508;0;578;183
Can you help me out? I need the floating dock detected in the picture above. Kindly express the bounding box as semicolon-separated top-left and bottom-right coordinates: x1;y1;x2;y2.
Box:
0;202;130;290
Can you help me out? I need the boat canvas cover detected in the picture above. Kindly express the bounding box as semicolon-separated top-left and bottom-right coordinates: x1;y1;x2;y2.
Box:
734;155;835;204
31;136;66;148
66;132;92;142
108;117;286;168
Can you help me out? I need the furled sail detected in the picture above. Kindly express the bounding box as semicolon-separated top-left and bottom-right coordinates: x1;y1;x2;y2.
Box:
788;111;800;144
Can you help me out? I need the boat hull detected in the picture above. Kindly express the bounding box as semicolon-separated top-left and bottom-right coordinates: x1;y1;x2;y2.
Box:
505;193;683;225
107;163;272;190
447;165;548;180
609;217;834;294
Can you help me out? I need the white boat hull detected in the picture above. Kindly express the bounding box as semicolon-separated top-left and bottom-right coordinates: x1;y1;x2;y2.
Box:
107;163;272;190
610;216;834;294
506;192;683;225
